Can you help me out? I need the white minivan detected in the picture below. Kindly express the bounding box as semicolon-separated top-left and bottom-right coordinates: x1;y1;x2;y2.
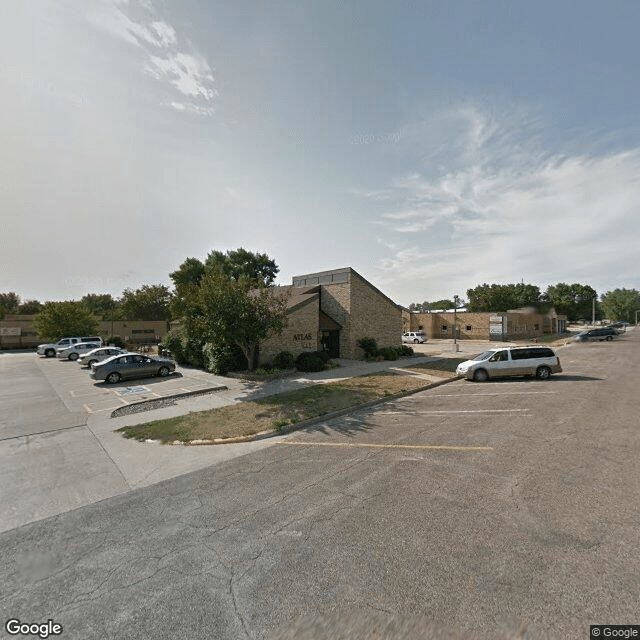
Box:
456;346;562;382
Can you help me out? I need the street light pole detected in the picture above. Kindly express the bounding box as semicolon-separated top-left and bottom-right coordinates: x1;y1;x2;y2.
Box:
453;295;459;352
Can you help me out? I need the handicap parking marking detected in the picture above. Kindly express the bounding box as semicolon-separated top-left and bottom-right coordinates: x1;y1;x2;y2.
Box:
113;386;152;397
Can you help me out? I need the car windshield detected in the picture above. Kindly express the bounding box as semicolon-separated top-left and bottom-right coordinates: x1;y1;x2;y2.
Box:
473;351;495;361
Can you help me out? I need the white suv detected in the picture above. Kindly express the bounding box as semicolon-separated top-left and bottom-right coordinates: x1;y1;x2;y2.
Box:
37;336;103;357
402;331;427;344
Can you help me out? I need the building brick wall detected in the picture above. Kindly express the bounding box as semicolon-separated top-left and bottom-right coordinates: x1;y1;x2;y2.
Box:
346;272;402;358
319;282;351;357
409;311;548;340
259;297;319;365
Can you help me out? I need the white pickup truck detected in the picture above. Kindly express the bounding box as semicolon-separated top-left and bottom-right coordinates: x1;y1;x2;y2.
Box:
36;336;103;357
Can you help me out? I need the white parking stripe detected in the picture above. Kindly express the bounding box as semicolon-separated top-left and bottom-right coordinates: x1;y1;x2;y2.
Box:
425;392;556;397
378;409;529;414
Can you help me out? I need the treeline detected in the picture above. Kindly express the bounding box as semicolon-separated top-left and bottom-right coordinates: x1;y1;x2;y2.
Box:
409;282;640;322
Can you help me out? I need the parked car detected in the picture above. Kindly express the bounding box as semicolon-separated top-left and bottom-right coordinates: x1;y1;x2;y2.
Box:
37;336;103;357
456;346;562;382
402;331;427;344
56;341;103;361
77;346;129;368
90;353;176;384
573;327;619;342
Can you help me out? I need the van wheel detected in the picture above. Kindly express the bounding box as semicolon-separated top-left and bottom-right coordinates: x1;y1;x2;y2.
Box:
45;349;55;358
606;335;612;341
473;369;488;382
413;339;419;343
536;366;551;380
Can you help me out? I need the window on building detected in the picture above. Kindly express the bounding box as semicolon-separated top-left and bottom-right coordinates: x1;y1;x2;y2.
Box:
465;325;472;331
442;324;448;332
534;323;539;330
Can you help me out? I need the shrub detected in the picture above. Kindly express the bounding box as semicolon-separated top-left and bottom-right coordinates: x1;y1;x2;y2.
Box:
203;341;248;375
379;346;398;361
356;337;378;359
295;352;326;372
315;350;331;363
397;345;414;357
273;350;295;370
159;329;186;364
108;335;125;349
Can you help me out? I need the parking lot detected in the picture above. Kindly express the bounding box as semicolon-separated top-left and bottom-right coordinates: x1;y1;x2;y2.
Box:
33;353;228;416
2;330;638;638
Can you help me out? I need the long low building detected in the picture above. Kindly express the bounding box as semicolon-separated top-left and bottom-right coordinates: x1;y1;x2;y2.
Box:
0;315;170;349
403;307;567;341
259;267;402;364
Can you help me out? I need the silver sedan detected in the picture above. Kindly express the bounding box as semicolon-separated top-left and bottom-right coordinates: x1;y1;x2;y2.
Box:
90;353;176;384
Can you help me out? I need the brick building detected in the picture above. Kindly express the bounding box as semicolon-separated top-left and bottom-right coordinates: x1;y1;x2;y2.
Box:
402;307;567;341
0;314;170;349
259;267;402;364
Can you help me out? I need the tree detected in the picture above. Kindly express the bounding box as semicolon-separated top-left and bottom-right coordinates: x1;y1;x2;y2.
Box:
169;258;206;318
543;283;597;321
119;285;172;321
81;294;118;319
195;266;289;371
17;299;43;314
467;283;539;312
205;248;279;286
0;292;20;319
600;288;640;322
32;302;99;341
431;299;456;311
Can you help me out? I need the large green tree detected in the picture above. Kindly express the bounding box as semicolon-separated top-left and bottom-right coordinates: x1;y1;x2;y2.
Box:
119;285;172;321
543;283;598;321
169;258;207;318
32;302;99;341
0;292;20;319
600;288;640;322
195;266;289;370
205;248;279;286
466;283;541;312
17;299;43;315
81;293;118;319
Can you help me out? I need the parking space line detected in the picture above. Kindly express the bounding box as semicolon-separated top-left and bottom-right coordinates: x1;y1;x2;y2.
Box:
378;409;529;414
277;442;493;452
426;392;556;397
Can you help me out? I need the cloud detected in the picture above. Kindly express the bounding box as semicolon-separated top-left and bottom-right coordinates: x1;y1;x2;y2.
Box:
146;52;216;100
86;0;216;114
357;106;640;297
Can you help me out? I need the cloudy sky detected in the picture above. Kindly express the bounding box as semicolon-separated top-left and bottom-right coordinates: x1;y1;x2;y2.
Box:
2;0;640;306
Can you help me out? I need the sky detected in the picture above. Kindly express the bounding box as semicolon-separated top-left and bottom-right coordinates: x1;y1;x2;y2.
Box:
1;0;640;307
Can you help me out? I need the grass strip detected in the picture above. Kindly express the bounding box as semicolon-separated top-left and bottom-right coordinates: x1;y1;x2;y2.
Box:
116;372;434;443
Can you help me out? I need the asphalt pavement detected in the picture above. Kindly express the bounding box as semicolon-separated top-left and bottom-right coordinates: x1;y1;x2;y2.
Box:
1;330;638;639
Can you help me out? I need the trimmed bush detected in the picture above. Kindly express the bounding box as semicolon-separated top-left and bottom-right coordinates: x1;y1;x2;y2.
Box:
273;350;295;370
315;350;331;363
295;352;325;372
203;341;248;375
108;335;125;349
397;345;414;357
356;337;378;359
379;346;398;361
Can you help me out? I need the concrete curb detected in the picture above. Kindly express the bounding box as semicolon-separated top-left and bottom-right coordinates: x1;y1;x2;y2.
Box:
110;385;228;418
157;374;463;446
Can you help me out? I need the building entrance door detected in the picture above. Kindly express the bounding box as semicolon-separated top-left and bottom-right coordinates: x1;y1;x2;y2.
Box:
321;330;340;358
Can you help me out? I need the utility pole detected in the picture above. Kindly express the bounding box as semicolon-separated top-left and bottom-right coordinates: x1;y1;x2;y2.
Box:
592;296;596;326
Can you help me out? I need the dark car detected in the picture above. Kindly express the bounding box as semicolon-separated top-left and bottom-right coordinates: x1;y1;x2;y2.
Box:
574;327;619;342
90;353;176;383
